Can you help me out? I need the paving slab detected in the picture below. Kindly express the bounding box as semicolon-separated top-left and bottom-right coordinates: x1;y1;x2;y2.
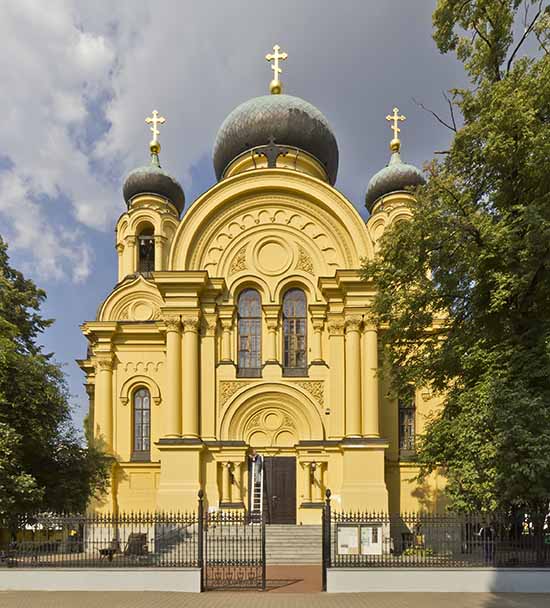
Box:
1;591;549;608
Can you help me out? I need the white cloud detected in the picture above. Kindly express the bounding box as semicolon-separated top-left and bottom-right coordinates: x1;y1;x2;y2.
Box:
0;0;462;283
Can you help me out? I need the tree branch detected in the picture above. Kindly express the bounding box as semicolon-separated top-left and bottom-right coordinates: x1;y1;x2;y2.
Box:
443;91;458;131
506;2;544;73
412;97;457;132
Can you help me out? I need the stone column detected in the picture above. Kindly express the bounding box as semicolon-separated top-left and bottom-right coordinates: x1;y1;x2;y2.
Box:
303;462;312;503
309;306;327;364
363;325;380;437
313;463;323;502
95;358;113;450
233;462;243;504
182;316;200;438
221;462;232;503
116;243;124;282
345;316;362;437
327;317;345;438
201;314;217;439
263;305;280;363
220;317;233;363
125;236;136;275
164;316;182;437
154;235;164;271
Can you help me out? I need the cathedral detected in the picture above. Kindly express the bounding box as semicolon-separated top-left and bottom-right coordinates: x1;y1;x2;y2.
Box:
80;46;444;524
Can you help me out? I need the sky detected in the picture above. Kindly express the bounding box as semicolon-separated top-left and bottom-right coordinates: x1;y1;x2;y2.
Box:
0;0;469;432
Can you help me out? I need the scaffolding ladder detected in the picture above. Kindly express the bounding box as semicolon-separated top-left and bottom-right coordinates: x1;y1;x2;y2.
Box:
250;458;263;521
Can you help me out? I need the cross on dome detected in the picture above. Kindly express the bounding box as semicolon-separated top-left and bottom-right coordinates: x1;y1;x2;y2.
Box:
265;44;288;95
145;110;166;155
386;107;406;152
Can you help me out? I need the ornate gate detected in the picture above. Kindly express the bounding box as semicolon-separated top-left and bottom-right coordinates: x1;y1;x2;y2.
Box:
199;492;266;591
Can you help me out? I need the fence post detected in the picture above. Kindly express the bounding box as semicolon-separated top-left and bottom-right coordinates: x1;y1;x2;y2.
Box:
261;509;267;591
198;489;204;591
322;488;331;591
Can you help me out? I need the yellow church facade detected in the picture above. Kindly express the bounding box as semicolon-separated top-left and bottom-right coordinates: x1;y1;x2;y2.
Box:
80;48;444;524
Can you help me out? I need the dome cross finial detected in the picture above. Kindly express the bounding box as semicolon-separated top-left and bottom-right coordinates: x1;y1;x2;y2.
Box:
265;44;288;95
386;107;406;152
145;110;166;159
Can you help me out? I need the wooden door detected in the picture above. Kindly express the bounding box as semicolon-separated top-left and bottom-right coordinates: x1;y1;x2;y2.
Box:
264;457;296;524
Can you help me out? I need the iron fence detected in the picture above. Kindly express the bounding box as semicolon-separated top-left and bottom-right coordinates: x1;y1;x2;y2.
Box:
322;492;550;574
0;492;266;591
0;511;200;568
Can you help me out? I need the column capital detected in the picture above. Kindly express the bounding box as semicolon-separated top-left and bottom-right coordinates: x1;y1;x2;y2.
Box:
182;315;201;333
163;315;181;332
345;316;363;333
125;235;136;247
327;317;345;336
202;314;218;337
219;316;233;330
115;242;124;254
95;357;113;372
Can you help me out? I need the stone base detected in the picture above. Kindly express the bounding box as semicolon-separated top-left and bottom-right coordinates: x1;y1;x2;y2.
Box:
156;441;203;511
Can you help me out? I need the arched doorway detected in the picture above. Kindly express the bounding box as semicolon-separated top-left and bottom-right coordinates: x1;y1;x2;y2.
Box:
219;385;325;523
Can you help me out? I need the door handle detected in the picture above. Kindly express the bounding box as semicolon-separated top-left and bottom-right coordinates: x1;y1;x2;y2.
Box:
272;495;278;500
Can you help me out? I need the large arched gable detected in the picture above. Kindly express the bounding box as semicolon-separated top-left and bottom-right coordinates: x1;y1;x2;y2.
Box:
98;275;163;322
169;170;373;281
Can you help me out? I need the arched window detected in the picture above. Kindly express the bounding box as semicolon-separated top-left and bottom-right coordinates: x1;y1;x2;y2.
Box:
138;226;155;274
398;387;416;455
283;288;307;376
237;289;262;377
132;388;151;460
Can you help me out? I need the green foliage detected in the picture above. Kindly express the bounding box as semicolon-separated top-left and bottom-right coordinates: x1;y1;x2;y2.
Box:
364;2;550;512
0;236;111;517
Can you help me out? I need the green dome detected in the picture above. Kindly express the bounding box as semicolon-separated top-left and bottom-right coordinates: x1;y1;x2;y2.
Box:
366;151;425;211
213;94;339;184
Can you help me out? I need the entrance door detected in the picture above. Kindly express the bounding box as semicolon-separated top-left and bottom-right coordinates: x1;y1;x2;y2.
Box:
263;457;296;524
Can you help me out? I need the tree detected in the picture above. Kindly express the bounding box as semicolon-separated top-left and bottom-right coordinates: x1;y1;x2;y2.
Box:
364;0;550;514
0;236;110;517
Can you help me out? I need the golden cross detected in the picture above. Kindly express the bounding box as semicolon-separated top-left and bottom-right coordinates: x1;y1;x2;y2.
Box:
145;110;166;144
386;107;406;140
265;44;288;80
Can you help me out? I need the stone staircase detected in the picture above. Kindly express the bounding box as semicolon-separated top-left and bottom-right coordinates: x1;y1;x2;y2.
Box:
265;524;322;565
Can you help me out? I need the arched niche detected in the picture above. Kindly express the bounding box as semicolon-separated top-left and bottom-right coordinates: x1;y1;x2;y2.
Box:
219;382;325;444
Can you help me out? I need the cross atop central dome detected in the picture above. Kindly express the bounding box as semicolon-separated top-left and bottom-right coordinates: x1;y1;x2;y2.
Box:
212;44;339;185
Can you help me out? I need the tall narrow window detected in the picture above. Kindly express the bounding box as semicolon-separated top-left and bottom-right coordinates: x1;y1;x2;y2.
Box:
133;388;151;460
138;227;155;274
283;288;307;376
237;289;262;377
398;389;416;455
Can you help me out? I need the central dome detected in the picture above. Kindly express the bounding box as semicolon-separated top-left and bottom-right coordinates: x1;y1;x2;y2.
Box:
213;94;339;184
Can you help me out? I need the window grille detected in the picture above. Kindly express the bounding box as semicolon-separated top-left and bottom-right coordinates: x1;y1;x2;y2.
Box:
133;388;151;460
283;288;307;376
398;392;416;454
237;289;262;377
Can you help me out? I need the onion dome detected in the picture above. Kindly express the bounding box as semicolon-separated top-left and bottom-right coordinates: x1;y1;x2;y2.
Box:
365;107;425;212
213;45;339;184
123;110;185;214
213;94;339;184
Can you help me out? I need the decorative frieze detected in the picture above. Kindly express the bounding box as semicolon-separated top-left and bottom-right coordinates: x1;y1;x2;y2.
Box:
219;381;252;407
294;380;325;407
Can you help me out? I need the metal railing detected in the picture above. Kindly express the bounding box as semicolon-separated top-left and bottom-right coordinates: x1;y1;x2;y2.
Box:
0;492;266;591
0;511;199;568
322;490;550;583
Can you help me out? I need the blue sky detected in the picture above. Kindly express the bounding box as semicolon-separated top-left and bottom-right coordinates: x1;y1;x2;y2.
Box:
1;1;471;431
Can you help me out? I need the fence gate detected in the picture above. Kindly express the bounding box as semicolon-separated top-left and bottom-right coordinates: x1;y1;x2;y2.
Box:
200;498;265;591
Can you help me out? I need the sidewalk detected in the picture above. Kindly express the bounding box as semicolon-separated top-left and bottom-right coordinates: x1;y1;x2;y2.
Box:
1;592;549;607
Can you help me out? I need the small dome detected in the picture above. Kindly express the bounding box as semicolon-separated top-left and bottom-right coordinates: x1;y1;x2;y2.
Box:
365;151;425;211
123;158;185;214
213;94;339;184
